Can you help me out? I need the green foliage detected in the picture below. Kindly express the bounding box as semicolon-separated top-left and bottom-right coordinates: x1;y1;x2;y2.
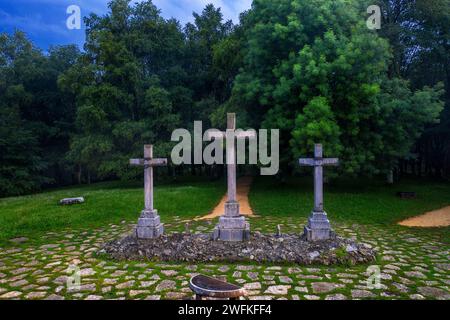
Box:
291;96;342;166
0;0;448;196
231;0;444;177
0;32;79;196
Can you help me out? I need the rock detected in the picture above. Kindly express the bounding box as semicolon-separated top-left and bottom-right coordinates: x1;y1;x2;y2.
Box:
161;270;178;276
311;282;344;294
10;237;28;244
0;291;22;299
346;244;357;253
85;295;103;300
79;268;96;276
218;266;230;272
100;233;375;265
304;295;320;300
264;285;290;295
295;286;308;293
25;292;47;299
165;292;187;300
325;294;347;300
351;290;376;299
417;287;450;300
60;197;85;205
10;279;28;287
236;265;253;271
129;290;148;297
248;296;274;300
308;251;320;259
78;283;96;292
140;280;157;288
156;280;176;292
244;282;261;290
144;295;161;300
116;280;135;289
404;271;427;279
279;276;293;284
45;294;65;300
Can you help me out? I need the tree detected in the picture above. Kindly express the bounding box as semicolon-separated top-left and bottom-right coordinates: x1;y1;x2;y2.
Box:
61;0;182;182
377;0;450;179
230;0;444;179
0;32;79;195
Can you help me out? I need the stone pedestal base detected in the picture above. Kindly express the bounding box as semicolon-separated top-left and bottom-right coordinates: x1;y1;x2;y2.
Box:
303;211;333;241
212;201;250;241
135;209;164;239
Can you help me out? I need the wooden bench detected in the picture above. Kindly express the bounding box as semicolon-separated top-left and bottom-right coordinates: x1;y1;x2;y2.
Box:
396;191;417;199
189;274;247;300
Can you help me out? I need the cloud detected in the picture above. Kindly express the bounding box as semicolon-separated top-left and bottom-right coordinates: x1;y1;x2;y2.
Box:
0;0;252;49
0;9;69;36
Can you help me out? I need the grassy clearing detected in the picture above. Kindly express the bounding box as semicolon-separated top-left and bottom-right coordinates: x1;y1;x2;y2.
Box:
249;176;450;242
0;177;225;244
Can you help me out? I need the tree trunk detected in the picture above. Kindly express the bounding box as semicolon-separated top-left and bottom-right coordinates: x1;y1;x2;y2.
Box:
386;169;394;184
76;164;82;184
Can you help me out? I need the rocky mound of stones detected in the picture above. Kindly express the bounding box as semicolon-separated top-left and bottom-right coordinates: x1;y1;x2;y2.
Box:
100;232;376;265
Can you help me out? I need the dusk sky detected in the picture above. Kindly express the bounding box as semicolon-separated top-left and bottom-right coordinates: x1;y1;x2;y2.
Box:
0;0;252;50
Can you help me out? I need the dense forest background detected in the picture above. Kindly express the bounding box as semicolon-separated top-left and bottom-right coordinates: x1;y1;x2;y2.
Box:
0;0;449;197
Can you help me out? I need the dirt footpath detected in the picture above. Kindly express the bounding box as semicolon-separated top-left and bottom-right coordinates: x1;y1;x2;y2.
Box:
398;206;450;227
197;176;256;220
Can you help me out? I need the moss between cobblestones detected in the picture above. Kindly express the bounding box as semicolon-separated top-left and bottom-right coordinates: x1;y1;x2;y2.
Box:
0;178;449;300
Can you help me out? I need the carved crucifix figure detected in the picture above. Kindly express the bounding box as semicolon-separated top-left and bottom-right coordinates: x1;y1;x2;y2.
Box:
207;113;254;241
130;144;167;239
299;144;339;241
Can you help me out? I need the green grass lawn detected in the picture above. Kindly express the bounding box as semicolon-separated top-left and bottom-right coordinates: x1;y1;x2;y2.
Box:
249;176;450;241
1;175;449;245
0;177;225;245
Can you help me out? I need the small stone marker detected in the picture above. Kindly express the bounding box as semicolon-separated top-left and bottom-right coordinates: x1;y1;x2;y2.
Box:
276;224;282;237
299;144;339;241
189;274;247;300
207;113;254;241
59;197;84;205
130;144;168;239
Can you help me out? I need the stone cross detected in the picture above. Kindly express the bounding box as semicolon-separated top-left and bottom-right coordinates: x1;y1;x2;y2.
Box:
299;144;338;241
207;113;254;241
130;144;167;239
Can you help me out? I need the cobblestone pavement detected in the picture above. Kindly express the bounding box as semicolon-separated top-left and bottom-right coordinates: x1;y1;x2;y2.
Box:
0;216;449;300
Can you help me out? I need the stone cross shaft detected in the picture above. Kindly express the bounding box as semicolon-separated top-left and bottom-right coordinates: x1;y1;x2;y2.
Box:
130;145;168;211
130;144;167;239
299;144;338;212
207;113;255;208
299;144;339;241
207;113;253;241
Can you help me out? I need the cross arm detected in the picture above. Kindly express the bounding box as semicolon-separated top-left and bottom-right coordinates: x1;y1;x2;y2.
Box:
322;158;339;166
130;159;144;166
129;158;168;166
299;158;315;166
148;158;168;166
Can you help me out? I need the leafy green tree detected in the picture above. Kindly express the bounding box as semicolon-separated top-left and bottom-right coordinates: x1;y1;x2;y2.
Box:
62;0;182;181
231;0;444;179
0;32;79;195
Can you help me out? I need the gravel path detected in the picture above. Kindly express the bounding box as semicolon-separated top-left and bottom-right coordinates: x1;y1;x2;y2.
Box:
197;176;256;220
399;206;450;227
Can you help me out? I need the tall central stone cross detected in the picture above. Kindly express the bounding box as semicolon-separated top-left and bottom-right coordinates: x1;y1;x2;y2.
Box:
207;113;254;241
130;144;167;239
299;144;339;241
